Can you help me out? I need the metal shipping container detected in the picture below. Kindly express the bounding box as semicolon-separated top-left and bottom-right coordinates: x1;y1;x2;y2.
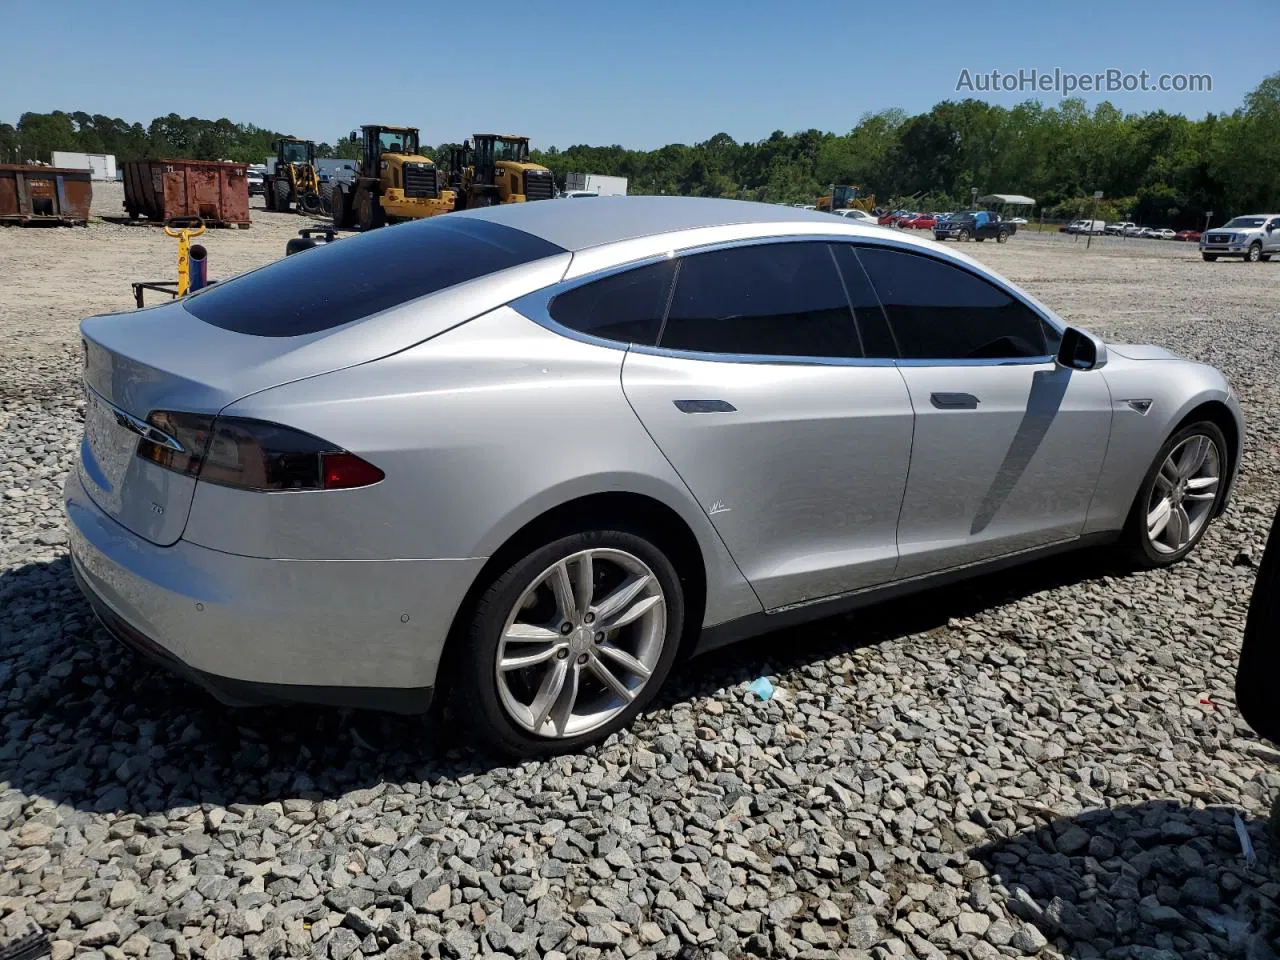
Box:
51;151;118;181
122;158;251;227
0;164;92;225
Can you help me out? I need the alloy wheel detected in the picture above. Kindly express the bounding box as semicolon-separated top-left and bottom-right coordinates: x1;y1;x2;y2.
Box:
495;548;667;739
1146;434;1221;554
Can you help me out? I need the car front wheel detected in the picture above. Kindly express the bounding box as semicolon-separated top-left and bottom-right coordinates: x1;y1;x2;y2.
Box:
448;530;685;756
1124;421;1227;567
1248;242;1262;263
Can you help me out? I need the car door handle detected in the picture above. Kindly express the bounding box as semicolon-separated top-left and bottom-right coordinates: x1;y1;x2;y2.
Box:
930;392;980;410
673;399;737;414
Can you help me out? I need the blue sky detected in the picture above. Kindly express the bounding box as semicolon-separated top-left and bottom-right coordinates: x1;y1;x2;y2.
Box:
3;0;1274;149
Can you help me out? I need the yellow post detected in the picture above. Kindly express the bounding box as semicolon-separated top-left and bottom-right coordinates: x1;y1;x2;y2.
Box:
163;219;207;297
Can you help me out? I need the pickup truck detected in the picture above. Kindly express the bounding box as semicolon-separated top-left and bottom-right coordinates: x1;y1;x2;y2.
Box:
933;210;1015;243
1200;214;1280;262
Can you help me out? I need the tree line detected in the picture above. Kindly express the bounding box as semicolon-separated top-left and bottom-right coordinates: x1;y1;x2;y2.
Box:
4;72;1277;227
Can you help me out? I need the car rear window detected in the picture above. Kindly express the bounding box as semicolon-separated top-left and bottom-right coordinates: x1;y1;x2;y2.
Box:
183;217;564;337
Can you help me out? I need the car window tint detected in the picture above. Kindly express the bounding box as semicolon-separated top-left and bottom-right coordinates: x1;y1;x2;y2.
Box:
855;247;1050;360
184;218;563;337
548;259;676;345
829;245;897;358
660;243;861;359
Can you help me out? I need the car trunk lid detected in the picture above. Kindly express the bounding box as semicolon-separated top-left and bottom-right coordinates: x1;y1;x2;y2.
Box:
77;244;571;547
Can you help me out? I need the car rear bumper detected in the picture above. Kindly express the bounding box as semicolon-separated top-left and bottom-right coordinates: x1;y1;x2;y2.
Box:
64;471;484;713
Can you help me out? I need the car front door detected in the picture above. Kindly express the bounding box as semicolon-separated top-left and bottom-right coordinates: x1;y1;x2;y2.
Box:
1267;218;1280;253
620;241;916;610
852;244;1113;579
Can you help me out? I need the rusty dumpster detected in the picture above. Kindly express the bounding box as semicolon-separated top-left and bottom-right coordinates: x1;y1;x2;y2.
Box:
0;164;92;225
122;158;251;227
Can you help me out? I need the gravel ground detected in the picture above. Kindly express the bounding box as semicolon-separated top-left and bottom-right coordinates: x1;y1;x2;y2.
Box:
2;195;1279;960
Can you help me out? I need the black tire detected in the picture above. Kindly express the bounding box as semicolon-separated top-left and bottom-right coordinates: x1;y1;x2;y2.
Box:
273;179;291;213
299;191;322;214
264;181;275;211
1202;254;1217;261
958;228;971;241
1122;420;1228;568
357;191;384;231
331;188;351;229
445;528;686;757
996;229;1009;243
1261;254;1272;262
1247;242;1262;263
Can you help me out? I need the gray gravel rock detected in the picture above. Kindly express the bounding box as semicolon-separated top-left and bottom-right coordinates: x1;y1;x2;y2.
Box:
2;248;1280;960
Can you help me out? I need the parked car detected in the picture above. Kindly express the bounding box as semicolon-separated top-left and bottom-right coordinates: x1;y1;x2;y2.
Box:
1121;225;1144;237
1153;228;1176;240
1070;220;1107;235
1238;499;1280;833
1174;230;1202;242
1105;222;1135;236
1006;217;1028;225
834;208;878;224
246;168;265;197
65;197;1242;755
904;214;937;230
1200;214;1280;262
934;210;1015;243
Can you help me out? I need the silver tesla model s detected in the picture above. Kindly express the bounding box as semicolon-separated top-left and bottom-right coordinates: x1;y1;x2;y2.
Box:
66;197;1243;755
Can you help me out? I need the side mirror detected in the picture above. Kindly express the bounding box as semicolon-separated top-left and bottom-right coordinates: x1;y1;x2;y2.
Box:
1056;326;1107;371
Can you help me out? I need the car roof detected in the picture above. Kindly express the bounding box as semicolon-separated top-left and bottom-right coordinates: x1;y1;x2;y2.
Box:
450;196;855;252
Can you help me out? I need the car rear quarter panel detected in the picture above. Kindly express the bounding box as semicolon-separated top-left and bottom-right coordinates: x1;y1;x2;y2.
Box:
1084;357;1240;535
184;307;762;629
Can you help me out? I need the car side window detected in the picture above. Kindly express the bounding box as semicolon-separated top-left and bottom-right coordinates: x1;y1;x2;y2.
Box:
660;243;861;359
854;246;1053;361
829;245;897;358
548;259;677;346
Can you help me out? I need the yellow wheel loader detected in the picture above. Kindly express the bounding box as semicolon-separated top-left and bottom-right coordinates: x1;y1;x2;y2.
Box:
330;125;455;231
449;134;554;210
264;137;325;215
816;184;876;213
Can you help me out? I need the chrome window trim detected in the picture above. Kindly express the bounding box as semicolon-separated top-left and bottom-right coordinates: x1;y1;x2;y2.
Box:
508;232;1064;369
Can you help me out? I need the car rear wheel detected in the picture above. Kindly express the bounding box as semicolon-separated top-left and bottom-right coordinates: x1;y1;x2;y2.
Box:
1123;421;1227;567
1247;242;1262;263
996;229;1009;243
448;530;685;756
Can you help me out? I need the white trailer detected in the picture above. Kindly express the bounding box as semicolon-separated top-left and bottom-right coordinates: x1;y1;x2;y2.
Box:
565;172;627;196
51;151;116;181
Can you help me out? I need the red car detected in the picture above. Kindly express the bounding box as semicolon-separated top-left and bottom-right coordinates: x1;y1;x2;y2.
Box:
904;214;937;229
1174;230;1202;242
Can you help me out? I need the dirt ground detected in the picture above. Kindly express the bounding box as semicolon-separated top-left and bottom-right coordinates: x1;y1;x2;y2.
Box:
0;183;1265;361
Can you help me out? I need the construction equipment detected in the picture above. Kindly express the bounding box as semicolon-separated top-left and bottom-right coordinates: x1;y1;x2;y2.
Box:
816;184;875;213
131;218;210;306
264;137;324;215
330;125;454;231
449;134;555;210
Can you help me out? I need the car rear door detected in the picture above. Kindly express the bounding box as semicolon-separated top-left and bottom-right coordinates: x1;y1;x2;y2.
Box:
852;244;1113;579
620;241;915;610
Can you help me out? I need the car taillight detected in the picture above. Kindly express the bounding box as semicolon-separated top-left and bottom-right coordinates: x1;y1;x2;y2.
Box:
137;411;384;492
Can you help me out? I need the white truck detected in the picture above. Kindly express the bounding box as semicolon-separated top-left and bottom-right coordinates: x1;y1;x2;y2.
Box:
564;172;627;197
